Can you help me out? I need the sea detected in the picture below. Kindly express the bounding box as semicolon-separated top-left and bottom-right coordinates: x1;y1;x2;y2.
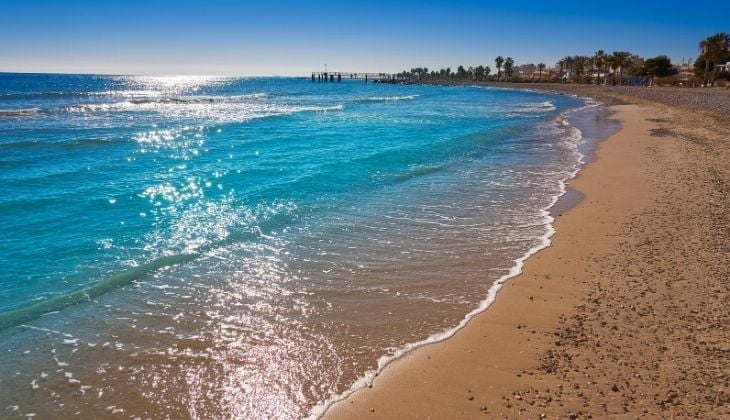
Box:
0;73;617;418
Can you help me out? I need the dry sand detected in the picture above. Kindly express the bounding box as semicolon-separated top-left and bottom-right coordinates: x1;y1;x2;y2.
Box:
323;91;729;418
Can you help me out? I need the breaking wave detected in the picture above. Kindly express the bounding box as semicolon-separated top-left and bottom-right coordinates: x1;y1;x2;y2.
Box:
354;94;420;104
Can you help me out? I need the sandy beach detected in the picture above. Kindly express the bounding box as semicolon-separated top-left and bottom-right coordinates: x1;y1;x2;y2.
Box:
324;87;729;419
2;2;728;418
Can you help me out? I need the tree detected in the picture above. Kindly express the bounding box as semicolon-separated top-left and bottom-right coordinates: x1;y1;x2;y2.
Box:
537;63;546;80
485;66;491;79
474;65;485;81
593;50;607;85
557;58;566;81
457;65;467;79
699;32;730;85
574;57;586;81
495;56;504;81
563;56;575;81
693;56;708;78
607;55;619;83
643;55;678;78
504;57;515;79
609;51;632;85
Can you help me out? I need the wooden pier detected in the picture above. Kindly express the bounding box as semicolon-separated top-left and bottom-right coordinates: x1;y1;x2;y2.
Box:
311;72;393;83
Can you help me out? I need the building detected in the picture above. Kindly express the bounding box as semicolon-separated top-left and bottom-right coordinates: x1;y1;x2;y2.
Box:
716;62;730;72
677;58;694;81
517;64;536;79
517;64;554;80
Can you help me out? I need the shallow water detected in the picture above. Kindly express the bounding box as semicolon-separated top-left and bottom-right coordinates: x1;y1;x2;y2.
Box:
0;74;616;418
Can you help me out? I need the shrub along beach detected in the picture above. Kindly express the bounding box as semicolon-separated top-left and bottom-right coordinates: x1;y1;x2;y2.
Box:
325;35;730;419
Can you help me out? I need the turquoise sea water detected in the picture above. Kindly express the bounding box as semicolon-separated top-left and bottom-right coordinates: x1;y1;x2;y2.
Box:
0;74;609;418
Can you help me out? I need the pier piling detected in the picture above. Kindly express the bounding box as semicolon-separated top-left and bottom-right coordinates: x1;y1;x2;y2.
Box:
310;72;388;84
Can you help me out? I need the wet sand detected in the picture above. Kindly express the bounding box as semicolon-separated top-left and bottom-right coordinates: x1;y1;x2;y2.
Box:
323;91;729;418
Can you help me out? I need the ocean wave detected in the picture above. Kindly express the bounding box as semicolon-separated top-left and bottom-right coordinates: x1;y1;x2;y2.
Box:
59;93;268;111
354;94;419;104
0;89;342;124
0;90;163;100
128;93;268;105
511;100;557;113
0;253;200;330
0;92;84;100
0;136;130;153
63;103;131;113
55;100;343;124
0;197;299;331
288;104;343;113
391;163;445;183
0;108;41;117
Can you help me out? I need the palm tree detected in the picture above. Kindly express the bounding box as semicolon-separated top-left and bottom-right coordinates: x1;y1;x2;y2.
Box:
495;56;504;81
565;57;578;81
699;32;730;86
619;53;632;83
564;56;575;81
485;66;491;79
576;56;593;83
593;50;606;85
574;58;586;81
504;57;515;80
537;63;546;81
610;51;632;85
607;55;618;84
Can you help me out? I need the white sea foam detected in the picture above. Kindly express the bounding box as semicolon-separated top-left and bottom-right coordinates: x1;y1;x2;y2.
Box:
62;100;342;123
511;100;557;113
128;93;268;104
358;94;420;103
0;108;41;117
309;95;602;420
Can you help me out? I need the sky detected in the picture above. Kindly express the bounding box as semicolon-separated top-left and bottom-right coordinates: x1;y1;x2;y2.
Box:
0;0;725;76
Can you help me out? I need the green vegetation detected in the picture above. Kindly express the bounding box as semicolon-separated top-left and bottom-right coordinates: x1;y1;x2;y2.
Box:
392;33;729;87
504;57;515;79
696;32;730;85
592;50;607;85
495;56;504;82
642;56;678;78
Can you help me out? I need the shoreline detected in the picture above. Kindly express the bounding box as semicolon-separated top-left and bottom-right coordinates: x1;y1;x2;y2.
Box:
377;79;730;117
310;95;611;418
323;87;729;418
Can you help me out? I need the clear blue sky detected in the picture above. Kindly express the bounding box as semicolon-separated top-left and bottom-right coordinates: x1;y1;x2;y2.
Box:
0;0;724;75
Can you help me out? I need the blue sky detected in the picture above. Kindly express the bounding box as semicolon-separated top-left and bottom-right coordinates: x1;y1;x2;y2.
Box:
0;0;724;75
